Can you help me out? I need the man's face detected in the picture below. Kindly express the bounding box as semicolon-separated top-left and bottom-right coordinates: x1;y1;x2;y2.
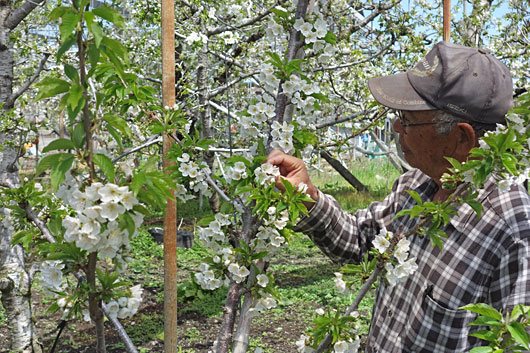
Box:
393;110;460;182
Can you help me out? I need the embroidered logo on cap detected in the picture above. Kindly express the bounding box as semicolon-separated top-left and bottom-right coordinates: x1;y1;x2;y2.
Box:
410;56;439;77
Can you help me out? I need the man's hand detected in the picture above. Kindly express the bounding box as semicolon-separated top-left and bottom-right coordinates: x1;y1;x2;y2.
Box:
267;150;319;208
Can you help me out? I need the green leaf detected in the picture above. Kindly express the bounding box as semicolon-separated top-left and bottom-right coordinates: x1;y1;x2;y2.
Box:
100;37;127;61
88;20;104;47
56;35;76;59
469;347;494;353
92;6;124;27
59;12;80;42
51;155;75;190
460;303;502;321
36;77;71;100
310;92;330;103
106;124;123;148
93;153;115;181
87;42;101;66
64;64;79;82
42;138;76;153
71;123;86;148
466;199;483;217
36;153;74;176
12;230;34;251
67;84;84;110
266;52;284;69
285;59;304;75
507;322;530;349
121;212;136;237
271;8;289;19
407;190;424;205
501;153;518;175
104;114;132;138
323;31;337;44
469;329;498;342
49;6;70;20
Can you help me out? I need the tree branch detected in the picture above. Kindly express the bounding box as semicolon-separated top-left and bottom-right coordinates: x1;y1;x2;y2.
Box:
316;109;376;130
5;53;50;109
207;2;280;36
101;304;139;353
345;2;395;37
313;41;393;72
207;71;258;99
6;0;47;30
112;135;163;163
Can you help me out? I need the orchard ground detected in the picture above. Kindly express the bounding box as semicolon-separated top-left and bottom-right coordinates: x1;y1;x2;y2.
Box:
0;158;399;353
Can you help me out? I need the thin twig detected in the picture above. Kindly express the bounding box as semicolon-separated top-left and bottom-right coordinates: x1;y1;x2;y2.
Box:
313;42;393;72
207;72;259;99
316;109;376;130
22;202;56;243
207;2;279;36
112;136;163;163
5;53;50;108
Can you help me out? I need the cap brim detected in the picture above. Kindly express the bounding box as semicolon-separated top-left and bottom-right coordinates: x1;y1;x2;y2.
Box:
368;72;436;111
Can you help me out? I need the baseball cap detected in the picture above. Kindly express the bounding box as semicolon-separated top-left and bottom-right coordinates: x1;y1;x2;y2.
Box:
368;41;513;124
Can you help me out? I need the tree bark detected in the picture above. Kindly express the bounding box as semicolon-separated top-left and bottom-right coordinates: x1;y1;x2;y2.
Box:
0;2;42;352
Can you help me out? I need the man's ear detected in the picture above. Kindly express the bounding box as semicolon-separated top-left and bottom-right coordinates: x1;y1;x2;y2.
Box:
454;122;477;159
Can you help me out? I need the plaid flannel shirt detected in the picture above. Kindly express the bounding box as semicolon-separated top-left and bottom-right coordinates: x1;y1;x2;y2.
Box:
295;169;530;353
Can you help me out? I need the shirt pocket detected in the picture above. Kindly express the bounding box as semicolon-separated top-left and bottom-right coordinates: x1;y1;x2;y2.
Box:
402;286;478;353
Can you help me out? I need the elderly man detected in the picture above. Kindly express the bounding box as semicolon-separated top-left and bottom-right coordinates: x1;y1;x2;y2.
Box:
268;41;530;352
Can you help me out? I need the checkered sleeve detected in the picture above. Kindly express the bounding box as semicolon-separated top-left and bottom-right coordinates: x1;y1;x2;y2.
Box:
489;237;530;311
488;186;530;311
294;187;397;264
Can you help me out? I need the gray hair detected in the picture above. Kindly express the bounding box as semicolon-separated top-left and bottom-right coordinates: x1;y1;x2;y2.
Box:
433;110;498;136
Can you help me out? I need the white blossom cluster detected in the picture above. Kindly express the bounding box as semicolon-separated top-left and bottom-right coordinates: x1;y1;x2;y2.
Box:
240;92;277;139
251;226;286;258
280;72;323;128
248;290;278;317
293;17;328;43
225;161;248;183
373;229;418;287
333;339;360;353
265;18;286;43
270;121;295;154
41;260;65;293
185;32;208;45
254;162;280;186
293;15;336;64
333;272;349;294
103;284;144;320
195;263;224;290
61;182;143;258
263;206;289;230
296;335;316;353
177;153;213;198
195;214;235;290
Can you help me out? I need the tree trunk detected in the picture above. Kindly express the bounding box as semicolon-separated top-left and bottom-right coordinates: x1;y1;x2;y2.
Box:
0;3;43;352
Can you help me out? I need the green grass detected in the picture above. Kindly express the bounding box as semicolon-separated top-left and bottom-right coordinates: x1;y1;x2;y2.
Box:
311;157;400;211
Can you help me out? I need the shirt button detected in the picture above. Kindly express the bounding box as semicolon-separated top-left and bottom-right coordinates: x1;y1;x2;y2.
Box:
387;309;393;318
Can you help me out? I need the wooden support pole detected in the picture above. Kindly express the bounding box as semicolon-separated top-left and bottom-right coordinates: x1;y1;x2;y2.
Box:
443;0;451;42
161;0;177;352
